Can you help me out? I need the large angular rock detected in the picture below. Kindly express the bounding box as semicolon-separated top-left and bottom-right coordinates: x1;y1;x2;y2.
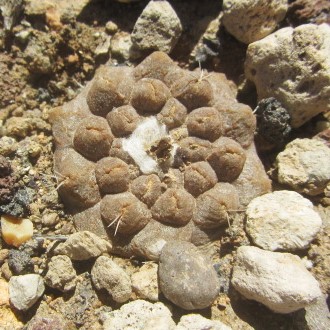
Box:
246;23;330;127
231;246;322;313
131;0;182;53
222;0;288;44
246;191;322;251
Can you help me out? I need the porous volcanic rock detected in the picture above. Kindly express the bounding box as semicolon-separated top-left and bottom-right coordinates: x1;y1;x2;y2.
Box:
246;23;330;128
50;51;271;260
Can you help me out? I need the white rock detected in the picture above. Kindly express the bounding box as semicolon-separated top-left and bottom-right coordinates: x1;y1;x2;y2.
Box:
53;231;112;260
176;314;231;330
222;0;287;44
103;299;176;330
44;255;77;292
246;190;322;251
9;274;45;311
91;256;132;303
276;138;330;195
231;246;322;313
131;0;182;53
131;262;159;301
246;23;330;127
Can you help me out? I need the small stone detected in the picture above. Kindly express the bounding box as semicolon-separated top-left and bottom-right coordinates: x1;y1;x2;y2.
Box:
276;138;330;195
1;262;13;280
8;249;33;275
5;117;32;138
222;0;288;44
0;249;9;266
0;136;18;156
9;274;45;311
176;314;231;330
231;246;322;313
41;212;60;227
44;255;76;292
131;262;159;301
245;23;330;127
1;215;34;248
53;231;112;260
158;241;220;310
131;0;182;53
0;278;9;306
91;256;132;303
254;97;291;145
246;191;322;251
103;299;175;330
105;21;118;34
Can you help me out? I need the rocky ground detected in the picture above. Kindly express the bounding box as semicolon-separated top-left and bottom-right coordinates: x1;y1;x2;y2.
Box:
0;0;329;329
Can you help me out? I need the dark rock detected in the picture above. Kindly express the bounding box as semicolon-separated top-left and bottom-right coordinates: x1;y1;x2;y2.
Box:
254;97;291;145
0;187;34;217
0;155;16;204
8;249;33;275
158;241;220;310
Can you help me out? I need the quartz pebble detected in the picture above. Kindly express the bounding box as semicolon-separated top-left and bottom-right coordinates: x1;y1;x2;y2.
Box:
276;138;330;195
222;0;288;44
131;0;182;53
176;314;231;330
103;299;175;330
9;274;45;311
231;246;322;313
158;241;220;310
44;255;77;292
131;262;159;301
246;23;330;128
53;231;112;260
246;191;322;251
91;256;132;303
1;215;33;247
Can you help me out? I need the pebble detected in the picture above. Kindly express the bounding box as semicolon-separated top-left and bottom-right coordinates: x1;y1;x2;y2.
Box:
131;0;182;53
222;0;288;44
0;248;9;266
245;23;330;128
0;278;9;306
158;241;220;310
176;314;231;330
131;262;159;301
231;246;322;313
103;299;176;330
8;249;33;275
53;231;112;260
41;212;60;227
91;256;132;303
44;255;77;292
9;274;45;311
246;191;322;251
0;136;18;156
276;138;330;195
1;215;34;247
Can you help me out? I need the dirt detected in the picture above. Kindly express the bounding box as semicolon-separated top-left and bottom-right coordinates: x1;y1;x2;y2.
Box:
0;0;329;329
